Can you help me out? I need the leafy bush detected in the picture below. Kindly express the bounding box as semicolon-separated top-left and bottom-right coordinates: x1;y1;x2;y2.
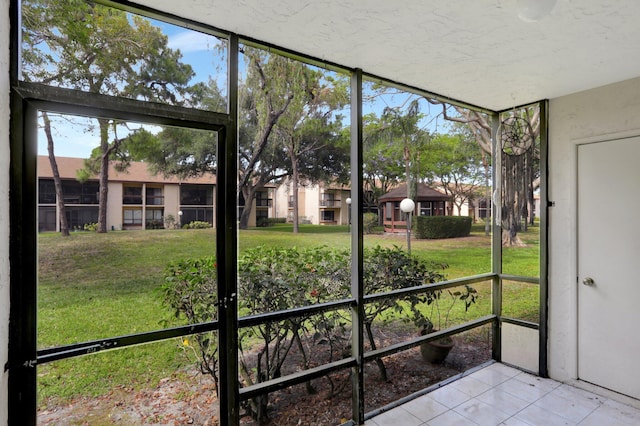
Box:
160;257;219;395
255;217;286;227
161;245;449;421
146;220;164;229
164;214;176;229
183;220;212;229
414;216;472;239
83;222;98;232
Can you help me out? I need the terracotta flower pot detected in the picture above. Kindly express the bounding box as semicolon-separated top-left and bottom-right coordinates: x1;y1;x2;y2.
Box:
419;330;454;363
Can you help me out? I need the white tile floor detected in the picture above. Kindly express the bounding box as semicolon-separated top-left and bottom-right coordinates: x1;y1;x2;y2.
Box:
366;363;640;426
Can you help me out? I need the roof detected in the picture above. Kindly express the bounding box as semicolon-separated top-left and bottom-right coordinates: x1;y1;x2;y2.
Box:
37;156;216;185
378;183;449;202
139;0;640;111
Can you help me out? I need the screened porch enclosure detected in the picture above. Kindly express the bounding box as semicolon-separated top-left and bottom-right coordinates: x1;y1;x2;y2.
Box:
9;1;546;425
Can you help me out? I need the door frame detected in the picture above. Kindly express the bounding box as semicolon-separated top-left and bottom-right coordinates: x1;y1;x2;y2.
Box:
574;130;640;393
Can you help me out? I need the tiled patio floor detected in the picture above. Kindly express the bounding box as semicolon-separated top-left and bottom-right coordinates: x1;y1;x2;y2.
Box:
366;363;640;425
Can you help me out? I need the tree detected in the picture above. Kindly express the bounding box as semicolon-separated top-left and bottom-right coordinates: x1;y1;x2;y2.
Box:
275;71;349;232
421;131;485;217
236;48;316;229
22;0;204;232
362;113;405;212
363;99;430;211
41;112;70;236
425;98;540;245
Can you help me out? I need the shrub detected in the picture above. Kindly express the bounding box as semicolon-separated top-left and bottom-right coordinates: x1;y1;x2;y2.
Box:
255;217;285;227
183;220;212;229
160;257;219;395
146;220;164;229
414;216;472;239
363;213;379;234
164;214;176;229
83;222;98;232
162;245;448;422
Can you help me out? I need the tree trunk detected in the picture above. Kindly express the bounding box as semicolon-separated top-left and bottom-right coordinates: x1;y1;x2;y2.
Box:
364;321;388;382
291;150;300;233
42;112;70;236
483;157;491;237
97;119;110;233
239;186;256;230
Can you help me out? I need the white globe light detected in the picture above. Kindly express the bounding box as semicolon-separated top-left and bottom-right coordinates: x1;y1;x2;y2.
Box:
346;198;352;205
400;198;415;213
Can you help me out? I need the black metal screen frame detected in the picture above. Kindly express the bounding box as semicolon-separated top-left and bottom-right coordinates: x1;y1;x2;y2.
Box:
7;0;550;424
8;82;231;425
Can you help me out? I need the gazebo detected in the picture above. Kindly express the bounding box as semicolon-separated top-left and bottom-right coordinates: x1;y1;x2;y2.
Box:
378;183;450;233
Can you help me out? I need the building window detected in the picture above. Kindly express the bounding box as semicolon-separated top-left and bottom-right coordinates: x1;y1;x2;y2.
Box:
419;201;432;216
255;191;272;207
180;185;213;205
38;179;56;204
321;192;338;207
180;207;213;226
321;210;335;222
38;206;56;232
146;187;164;206
61;180;99;204
123;186;143;205
478;198;492;219
123;208;142;225
65;206;99;230
145;208;164;228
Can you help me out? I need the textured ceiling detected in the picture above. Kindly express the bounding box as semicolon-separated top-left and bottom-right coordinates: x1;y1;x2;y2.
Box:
131;0;640;111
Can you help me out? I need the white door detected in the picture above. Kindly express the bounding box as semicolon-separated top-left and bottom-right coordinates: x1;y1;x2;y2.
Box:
578;137;640;399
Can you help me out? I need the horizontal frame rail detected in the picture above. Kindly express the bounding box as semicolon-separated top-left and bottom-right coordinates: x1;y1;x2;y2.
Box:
237;299;355;328
36;321;221;365
14;81;229;130
364;315;497;362
500;274;540;284
237;315;496;401
501;317;540;330
364;273;496;305
35;298;356;366
239;358;356;401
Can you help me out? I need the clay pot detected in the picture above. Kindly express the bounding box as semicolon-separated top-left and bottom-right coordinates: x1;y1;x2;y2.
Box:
419;330;454;363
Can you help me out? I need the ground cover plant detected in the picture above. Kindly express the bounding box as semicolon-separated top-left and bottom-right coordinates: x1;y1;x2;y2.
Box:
36;222;540;422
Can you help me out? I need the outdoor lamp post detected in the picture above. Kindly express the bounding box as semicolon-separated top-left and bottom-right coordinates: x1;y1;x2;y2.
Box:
345;197;352;233
178;210;183;228
400;198;415;254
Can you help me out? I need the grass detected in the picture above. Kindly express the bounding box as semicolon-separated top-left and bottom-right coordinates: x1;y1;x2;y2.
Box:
37;223;541;406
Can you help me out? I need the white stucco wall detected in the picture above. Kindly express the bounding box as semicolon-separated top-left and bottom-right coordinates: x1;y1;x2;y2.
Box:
1;0;11;422
548;76;640;382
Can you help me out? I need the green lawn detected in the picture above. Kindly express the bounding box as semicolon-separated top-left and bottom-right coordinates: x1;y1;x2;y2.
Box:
37;224;540;406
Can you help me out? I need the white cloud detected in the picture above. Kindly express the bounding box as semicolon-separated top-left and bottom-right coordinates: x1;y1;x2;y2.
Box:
168;30;220;53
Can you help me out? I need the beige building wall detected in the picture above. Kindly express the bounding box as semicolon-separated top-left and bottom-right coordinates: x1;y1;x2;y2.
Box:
163;184;180;227
273;182;352;226
107;182;123;231
273;184;290;222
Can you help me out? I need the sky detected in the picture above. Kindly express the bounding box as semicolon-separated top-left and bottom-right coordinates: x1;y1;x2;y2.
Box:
36;11;449;160
37;18;226;159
